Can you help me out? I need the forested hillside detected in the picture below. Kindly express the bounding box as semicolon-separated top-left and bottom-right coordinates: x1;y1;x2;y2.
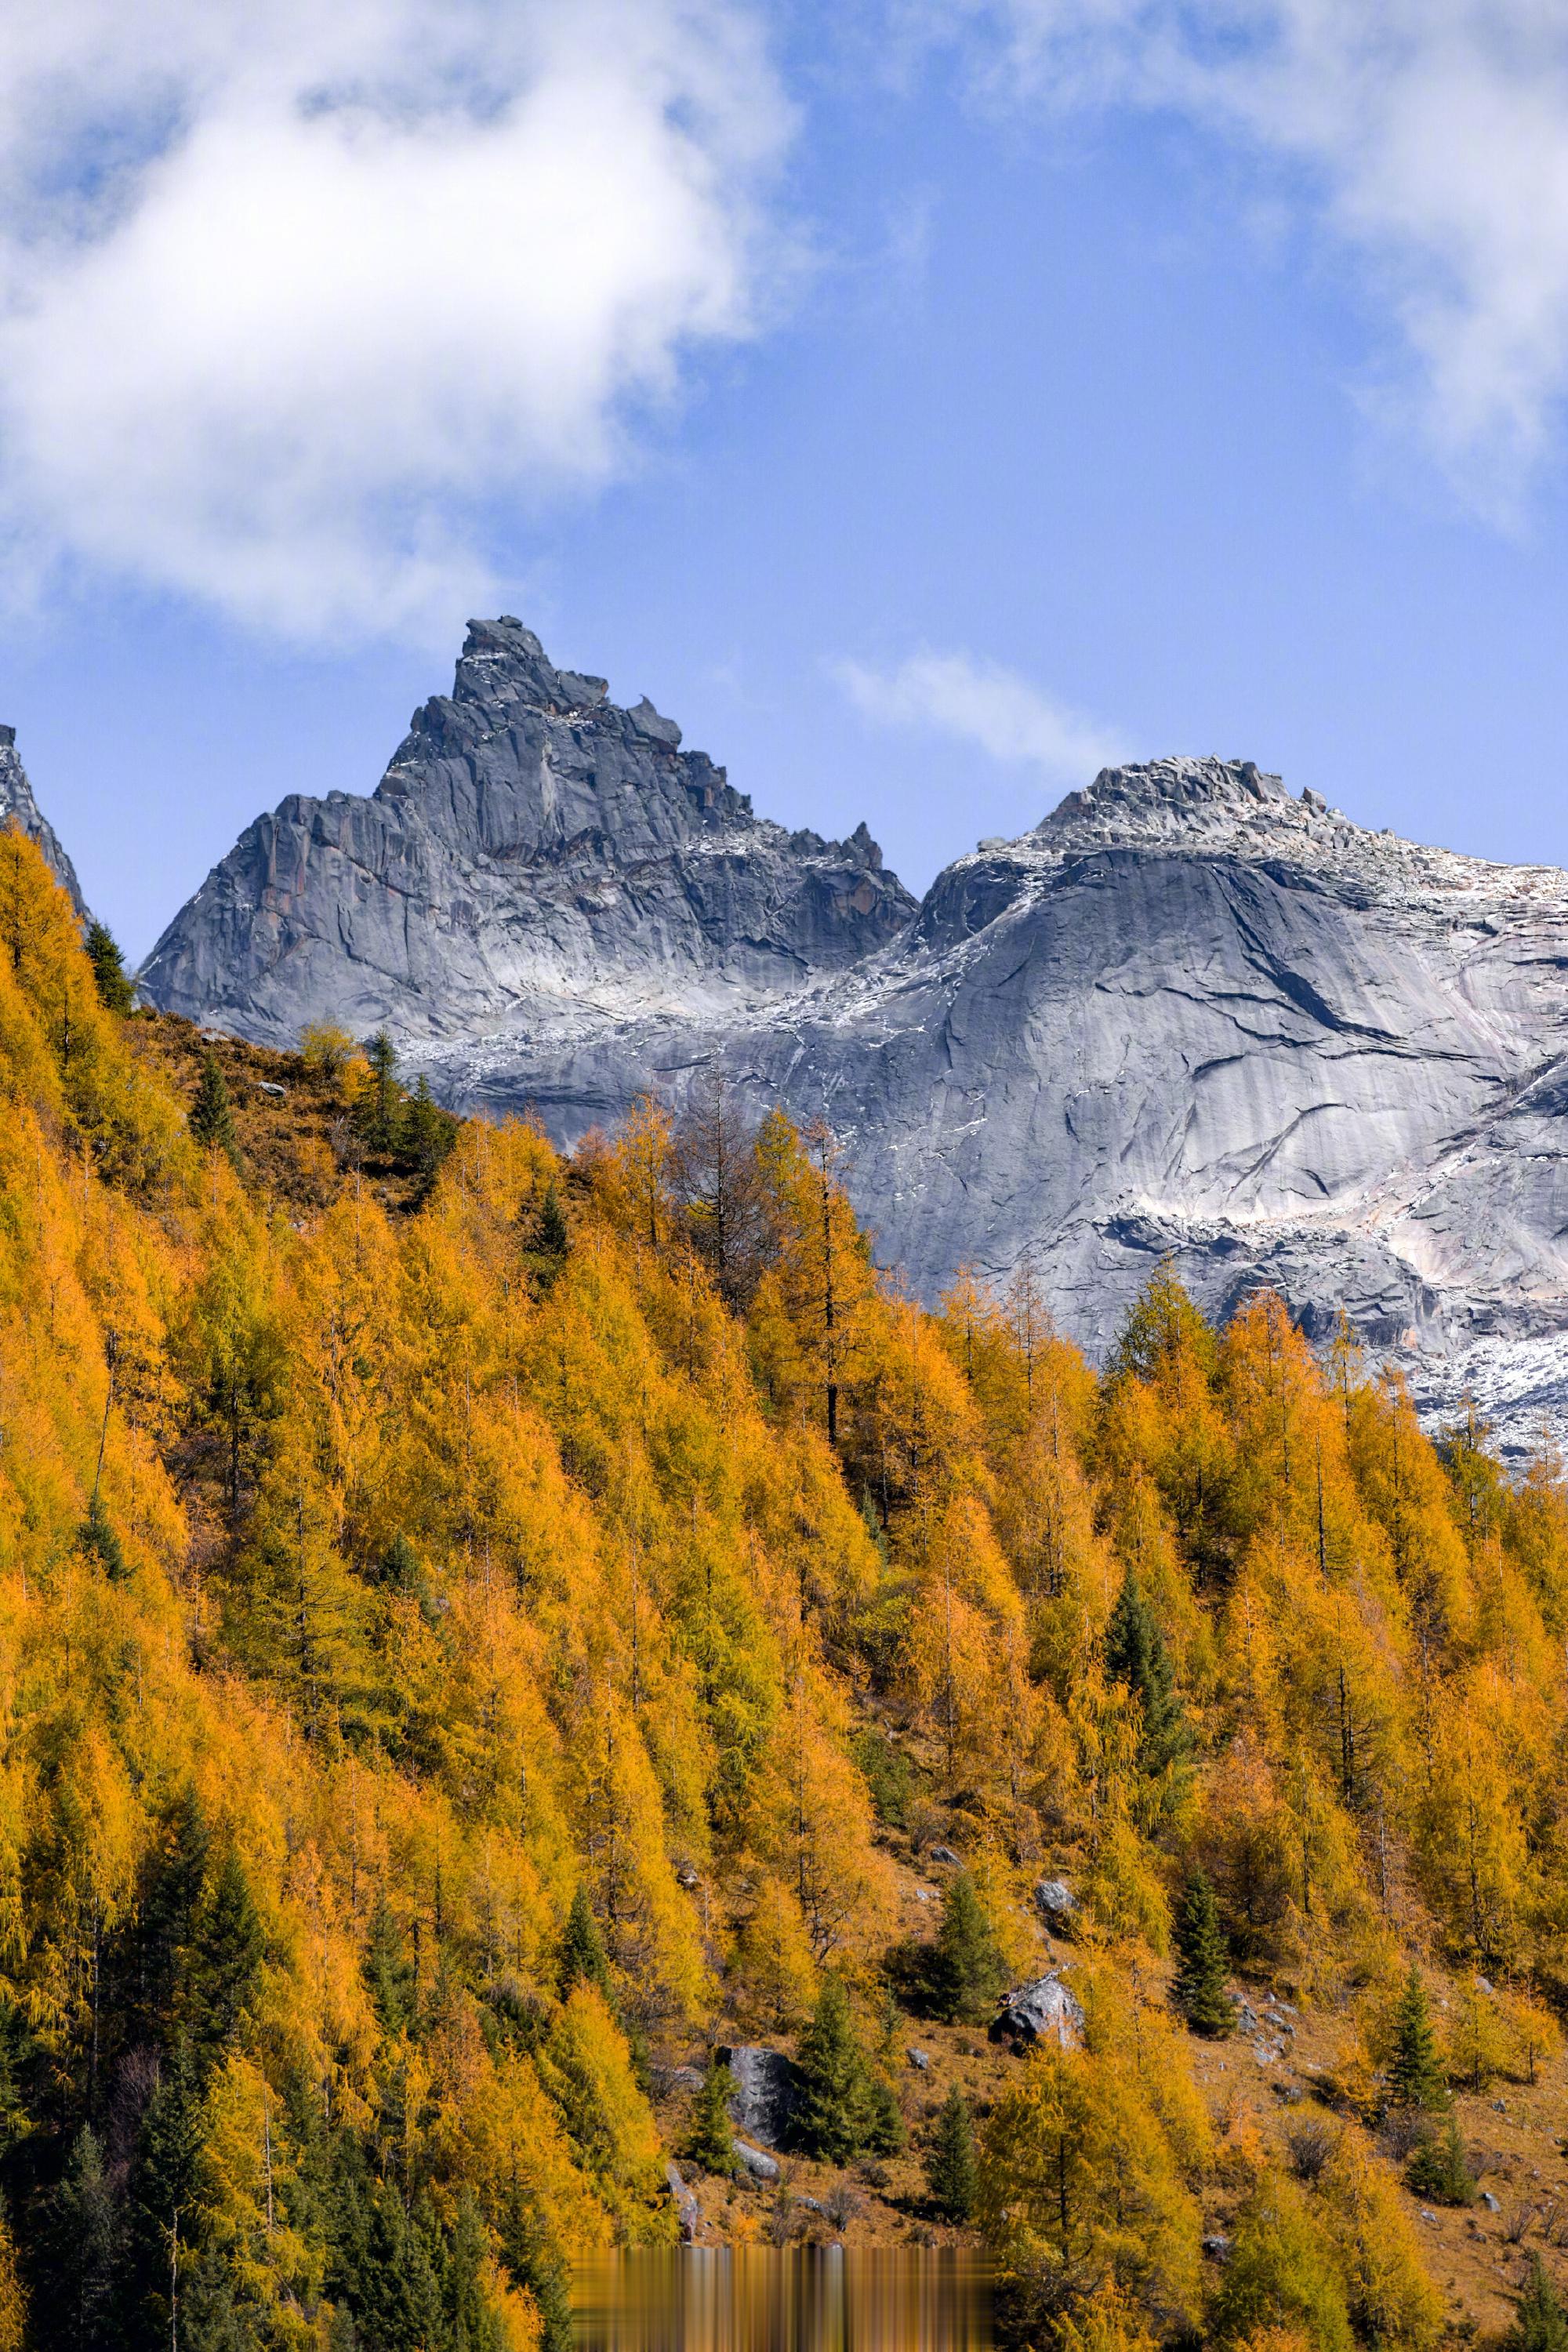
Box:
2;825;1567;2350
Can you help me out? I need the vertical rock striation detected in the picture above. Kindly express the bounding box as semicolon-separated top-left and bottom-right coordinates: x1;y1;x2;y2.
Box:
0;728;88;917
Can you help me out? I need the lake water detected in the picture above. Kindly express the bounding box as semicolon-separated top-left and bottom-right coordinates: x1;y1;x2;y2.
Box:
572;2249;993;2350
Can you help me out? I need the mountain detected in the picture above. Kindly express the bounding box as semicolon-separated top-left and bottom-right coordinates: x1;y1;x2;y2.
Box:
143;626;1568;1449
0;725;88;916
140;615;913;1131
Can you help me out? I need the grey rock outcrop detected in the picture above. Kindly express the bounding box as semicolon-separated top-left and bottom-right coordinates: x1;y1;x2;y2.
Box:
140;619;912;1116
0;728;87;917
714;2045;802;2148
989;1971;1086;2052
140;625;1568;1450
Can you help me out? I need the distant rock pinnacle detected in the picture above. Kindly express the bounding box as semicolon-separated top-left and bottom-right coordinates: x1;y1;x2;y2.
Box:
0;728;87;917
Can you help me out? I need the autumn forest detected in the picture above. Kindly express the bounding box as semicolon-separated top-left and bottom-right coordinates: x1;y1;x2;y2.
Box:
2;826;1567;2350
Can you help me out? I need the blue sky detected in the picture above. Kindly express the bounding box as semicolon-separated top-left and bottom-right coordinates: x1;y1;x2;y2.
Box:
3;1;1568;958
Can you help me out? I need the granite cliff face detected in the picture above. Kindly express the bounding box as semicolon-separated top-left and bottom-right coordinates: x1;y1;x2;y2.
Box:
141;618;913;1130
142;629;1568;1448
0;728;87;916
731;756;1568;1449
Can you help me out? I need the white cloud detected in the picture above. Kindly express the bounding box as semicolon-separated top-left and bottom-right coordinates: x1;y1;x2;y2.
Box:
913;0;1568;504
836;649;1127;786
0;0;789;638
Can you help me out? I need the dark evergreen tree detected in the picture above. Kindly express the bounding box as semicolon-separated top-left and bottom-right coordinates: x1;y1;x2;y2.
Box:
401;1079;458;1191
123;2045;205;2350
495;2190;572;2352
79;1493;128;1577
189;1050;238;1154
1171;1867;1234;2036
365;1892;415;2036
1406;2111;1475;2205
186;1846;264;2064
85;918;136;1014
55;2125;115;2346
133;1784;212;2049
682;2056;739;2176
339;2182;446;2352
795;1973;876;2163
361;1032;401;1153
1388;1963;1447;2110
925;1872;1006;2025
925;2087;978;2222
1105;1562;1191;1785
865;2074;906;2157
445;2194;504;2352
537;1181;569;1259
1510;2257;1568;2352
557;1885;612;2002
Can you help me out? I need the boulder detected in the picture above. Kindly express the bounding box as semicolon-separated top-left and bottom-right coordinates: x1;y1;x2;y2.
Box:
714;2045;803;2148
664;2161;701;2243
732;2137;780;2184
1033;1877;1076;1926
929;1846;963;1868
989;1971;1086;2053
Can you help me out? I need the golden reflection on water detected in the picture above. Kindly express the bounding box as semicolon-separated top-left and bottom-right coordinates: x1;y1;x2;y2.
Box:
572;2249;993;2350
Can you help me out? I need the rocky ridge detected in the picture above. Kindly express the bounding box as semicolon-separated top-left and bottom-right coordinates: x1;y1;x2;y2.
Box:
0;728;87;916
139;632;1568;1451
141;617;913;1136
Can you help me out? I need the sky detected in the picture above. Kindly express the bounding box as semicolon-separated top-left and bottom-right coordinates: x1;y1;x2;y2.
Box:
3;0;1568;958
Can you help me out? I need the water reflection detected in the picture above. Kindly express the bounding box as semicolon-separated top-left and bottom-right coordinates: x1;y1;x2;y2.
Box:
572;2248;992;2350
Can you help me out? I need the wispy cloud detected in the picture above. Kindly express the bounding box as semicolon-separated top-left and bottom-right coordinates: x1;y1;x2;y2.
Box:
911;0;1568;510
0;0;790;641
835;649;1127;788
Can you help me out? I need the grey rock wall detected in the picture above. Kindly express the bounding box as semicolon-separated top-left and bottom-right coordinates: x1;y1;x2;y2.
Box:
0;728;87;917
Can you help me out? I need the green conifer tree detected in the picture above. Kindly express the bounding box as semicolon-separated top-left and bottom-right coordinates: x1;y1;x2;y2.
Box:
85;918;135;1014
926;1872;1006;2026
1406;2111;1475;2205
866;2074;906;2157
189;1050;238;1155
78;1494;128;1577
497;2193;572;2352
124;2044;205;2345
361;1030;400;1152
365;1891;415;2036
56;2125;114;2344
186;1846;265;2064
1171;1867;1234;2036
1509;2257;1568;2352
1388;1964;1447;2110
557;1885;613;2002
538;1181;569;1258
135;1784;211;2046
401;1077;458;1190
795;1973;876;2163
1105;1562;1192;1785
445;2194;506;2352
683;2056;739;2177
925;2087;978;2222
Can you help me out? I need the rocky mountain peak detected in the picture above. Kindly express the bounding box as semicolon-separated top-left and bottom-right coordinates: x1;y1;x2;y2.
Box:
141;618;913;1056
0;726;88;916
1033;753;1323;854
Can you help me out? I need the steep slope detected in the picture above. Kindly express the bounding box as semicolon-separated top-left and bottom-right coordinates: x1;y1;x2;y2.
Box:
0;724;87;915
141;616;913;1131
